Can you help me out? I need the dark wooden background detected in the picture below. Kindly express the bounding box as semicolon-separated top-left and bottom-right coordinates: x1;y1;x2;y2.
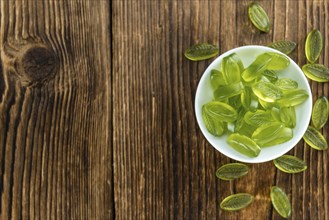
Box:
0;0;328;219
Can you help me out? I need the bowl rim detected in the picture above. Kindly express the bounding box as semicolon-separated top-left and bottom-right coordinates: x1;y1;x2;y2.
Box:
194;45;312;163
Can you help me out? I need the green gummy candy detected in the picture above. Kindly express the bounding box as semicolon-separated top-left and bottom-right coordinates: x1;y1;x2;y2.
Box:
214;82;244;100
210;69;228;89
242;53;272;82
202;101;238;123
252;81;283;102
221;53;244;83
252;122;293;147
276;89;309;106
227;133;261;157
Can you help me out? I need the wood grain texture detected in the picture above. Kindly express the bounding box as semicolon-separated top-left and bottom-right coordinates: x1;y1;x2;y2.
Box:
0;0;112;219
1;0;329;219
113;0;329;219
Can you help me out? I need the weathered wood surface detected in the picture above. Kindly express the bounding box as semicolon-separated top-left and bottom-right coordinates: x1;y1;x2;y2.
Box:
0;0;328;219
0;0;112;219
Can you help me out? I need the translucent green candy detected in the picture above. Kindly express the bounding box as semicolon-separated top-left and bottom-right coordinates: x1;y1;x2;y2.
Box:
252;122;293;147
221;53;244;83
248;2;270;33
216;163;249;180
235;119;257;138
241;87;259;111
276;89;309;106
184;43;219;61
244;110;274;127
271;186;291;218
275;78;298;90
220;193;254;211
214;82;244;100
234;109;245;132
210;69;227;89
242;52;289;78
203;101;238;123
230;53;245;73
305;30;323;64
273;155;307;173
242;53;272;82
227;133;261;157
279;106;296;128
252;81;283;102
268;40;297;55
270;107;281;121
202;106;225;136
229;95;242;109
303;126;328;150
262;70;278;83
266;52;290;70
258;99;276;110
312;96;329;129
302;64;329;82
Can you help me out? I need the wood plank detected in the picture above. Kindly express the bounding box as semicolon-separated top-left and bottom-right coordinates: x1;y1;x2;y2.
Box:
303;1;328;220
0;0;113;219
112;0;222;219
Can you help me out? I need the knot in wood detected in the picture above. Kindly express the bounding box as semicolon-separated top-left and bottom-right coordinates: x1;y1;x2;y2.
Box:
18;45;57;84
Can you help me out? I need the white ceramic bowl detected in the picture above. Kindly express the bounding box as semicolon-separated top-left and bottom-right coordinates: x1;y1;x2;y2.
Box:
195;45;312;163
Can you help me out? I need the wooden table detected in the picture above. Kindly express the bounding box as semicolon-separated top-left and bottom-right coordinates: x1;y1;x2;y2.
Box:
0;0;328;219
